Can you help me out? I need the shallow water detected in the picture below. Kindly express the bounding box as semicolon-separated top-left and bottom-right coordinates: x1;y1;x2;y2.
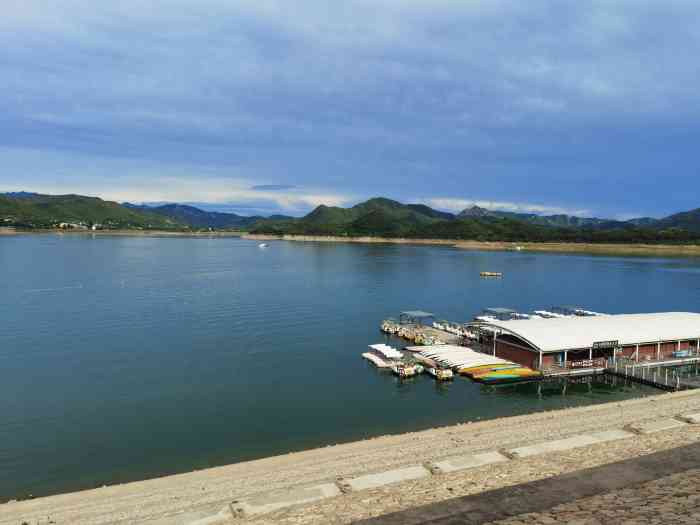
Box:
2;235;699;499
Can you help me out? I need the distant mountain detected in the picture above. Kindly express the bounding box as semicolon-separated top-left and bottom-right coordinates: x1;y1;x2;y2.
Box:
458;205;624;229
123;203;284;229
654;207;700;232
0;193;182;229
252;198;700;243
1;191;40;199
4;191;699;240
626;217;659;227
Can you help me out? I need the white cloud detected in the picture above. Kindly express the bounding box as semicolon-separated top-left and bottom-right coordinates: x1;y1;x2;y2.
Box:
0;147;351;215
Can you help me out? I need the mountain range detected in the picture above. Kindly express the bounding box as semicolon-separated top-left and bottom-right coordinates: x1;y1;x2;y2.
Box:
2;192;699;243
250;198;700;242
123;203;292;229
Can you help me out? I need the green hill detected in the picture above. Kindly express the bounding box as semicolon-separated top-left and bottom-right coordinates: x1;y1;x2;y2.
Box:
0;193;183;230
251;198;700;243
654;208;700;232
123;203;282;230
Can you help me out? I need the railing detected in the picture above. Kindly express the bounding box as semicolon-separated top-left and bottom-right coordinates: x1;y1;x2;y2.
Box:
609;361;690;390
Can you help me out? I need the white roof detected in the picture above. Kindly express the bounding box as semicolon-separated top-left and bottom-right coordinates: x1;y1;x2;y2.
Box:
369;343;403;359
471;312;700;352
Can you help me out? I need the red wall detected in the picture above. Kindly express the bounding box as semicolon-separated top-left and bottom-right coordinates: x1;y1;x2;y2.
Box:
660;342;678;358
495;341;538;369
619;345;636;358
637;344;657;361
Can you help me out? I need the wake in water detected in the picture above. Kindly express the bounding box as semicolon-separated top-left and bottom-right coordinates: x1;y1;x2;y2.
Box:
25;284;84;294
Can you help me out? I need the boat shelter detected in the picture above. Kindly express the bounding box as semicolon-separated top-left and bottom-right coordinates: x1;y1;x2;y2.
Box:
399;310;435;326
467;312;700;370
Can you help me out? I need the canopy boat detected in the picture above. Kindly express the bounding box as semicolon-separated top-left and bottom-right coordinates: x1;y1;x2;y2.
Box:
392;363;423;378
427;367;454;381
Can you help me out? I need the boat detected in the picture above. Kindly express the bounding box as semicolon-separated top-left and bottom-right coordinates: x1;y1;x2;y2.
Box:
391;363;422;378
427;367;454;380
362;352;392;368
472;367;542;384
258;243;268;248
458;363;522;377
368;343;403;360
480;271;503;278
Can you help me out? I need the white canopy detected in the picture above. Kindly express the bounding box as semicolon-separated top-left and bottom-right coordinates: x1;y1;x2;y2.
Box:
369;343;403;359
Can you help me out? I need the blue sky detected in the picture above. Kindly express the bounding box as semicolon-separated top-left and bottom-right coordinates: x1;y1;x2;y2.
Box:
2;1;699;218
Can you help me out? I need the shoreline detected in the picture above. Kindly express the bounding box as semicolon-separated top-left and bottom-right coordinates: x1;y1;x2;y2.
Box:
244;233;700;257
3;389;700;524
0;228;245;237
4;228;700;256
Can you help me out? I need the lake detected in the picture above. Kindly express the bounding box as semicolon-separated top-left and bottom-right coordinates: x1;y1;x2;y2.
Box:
2;234;699;499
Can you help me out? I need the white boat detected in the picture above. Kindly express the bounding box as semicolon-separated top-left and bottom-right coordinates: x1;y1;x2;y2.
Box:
368;343;403;360
362;352;392;368
258;243;268;248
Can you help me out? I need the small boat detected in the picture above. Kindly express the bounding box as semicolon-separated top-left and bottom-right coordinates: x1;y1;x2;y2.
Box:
391;363;422;378
362;352;392;368
258;243;268;248
480;271;503;278
458;363;522;377
427;367;454;381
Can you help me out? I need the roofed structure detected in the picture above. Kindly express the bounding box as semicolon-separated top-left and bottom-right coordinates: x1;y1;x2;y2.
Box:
469;312;700;353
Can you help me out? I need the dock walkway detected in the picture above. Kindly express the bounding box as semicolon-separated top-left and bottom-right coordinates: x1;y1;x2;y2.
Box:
606;358;700;391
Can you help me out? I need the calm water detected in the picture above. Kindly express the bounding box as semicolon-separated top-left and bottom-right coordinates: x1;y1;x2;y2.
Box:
2;235;700;499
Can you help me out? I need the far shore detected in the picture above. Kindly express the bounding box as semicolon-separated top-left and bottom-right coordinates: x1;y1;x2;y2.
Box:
0;227;245;237
244;233;700;257
4;228;700;256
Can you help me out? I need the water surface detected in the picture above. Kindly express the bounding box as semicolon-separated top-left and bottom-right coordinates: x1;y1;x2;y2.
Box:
2;235;699;499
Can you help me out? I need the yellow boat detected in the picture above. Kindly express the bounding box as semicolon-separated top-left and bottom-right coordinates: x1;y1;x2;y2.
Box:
472;367;542;384
458;363;521;377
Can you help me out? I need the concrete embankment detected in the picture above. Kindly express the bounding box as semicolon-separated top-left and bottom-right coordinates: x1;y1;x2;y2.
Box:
244;234;700;257
4;390;700;524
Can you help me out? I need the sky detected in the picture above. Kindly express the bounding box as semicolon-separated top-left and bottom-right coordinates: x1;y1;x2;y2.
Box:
2;1;700;218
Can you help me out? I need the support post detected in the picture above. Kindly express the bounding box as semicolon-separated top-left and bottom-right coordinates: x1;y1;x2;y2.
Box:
657;342;661;360
563;350;568;368
493;332;497;357
538;351;543;370
589;347;593;360
635;344;639;362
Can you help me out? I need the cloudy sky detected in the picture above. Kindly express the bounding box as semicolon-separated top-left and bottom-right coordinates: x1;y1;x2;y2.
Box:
2;1;699;218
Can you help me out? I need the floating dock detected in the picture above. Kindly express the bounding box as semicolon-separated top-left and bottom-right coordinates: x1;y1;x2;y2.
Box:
362;352;392;369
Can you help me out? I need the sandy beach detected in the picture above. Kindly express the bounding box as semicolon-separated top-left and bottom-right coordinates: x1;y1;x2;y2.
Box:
4;389;700;524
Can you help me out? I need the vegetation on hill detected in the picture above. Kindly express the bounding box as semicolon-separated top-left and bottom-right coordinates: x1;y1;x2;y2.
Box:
0;194;183;230
251;198;700;244
123;203;280;229
2;191;699;243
